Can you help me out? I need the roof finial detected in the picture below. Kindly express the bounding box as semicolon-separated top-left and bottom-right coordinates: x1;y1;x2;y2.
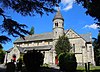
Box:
53;7;64;21
57;7;60;11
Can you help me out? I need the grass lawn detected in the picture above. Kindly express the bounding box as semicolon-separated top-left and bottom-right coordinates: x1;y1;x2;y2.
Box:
77;66;100;72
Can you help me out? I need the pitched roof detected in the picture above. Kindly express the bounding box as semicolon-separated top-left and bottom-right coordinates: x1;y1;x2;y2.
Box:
6;47;13;52
14;32;53;43
80;33;92;42
7;45;52;53
53;10;64;21
14;30;92;43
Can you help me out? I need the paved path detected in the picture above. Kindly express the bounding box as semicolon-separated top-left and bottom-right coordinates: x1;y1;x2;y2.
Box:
0;64;6;72
49;64;60;69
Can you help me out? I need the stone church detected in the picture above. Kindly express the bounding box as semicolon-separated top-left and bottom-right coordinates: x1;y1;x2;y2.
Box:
4;10;95;65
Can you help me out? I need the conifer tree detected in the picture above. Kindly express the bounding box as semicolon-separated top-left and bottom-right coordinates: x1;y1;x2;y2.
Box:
55;34;71;55
93;31;100;65
29;26;34;35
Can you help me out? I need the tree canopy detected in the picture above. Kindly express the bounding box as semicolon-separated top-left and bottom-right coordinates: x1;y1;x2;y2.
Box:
0;0;100;46
76;0;100;25
0;0;61;45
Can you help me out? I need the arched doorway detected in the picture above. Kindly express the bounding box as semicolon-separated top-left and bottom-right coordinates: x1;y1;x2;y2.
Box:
12;54;16;62
55;55;58;65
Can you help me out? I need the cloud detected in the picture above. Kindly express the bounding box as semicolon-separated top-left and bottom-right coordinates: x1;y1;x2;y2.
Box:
61;0;75;11
84;24;99;29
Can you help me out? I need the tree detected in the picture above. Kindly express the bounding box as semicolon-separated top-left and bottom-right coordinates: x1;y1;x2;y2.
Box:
0;44;5;64
58;52;77;72
0;0;61;44
23;50;44;72
29;26;34;35
76;0;100;25
55;34;72;55
93;31;100;66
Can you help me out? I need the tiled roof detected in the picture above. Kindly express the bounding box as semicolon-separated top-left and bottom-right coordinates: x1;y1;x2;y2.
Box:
14;30;92;43
53;10;64;21
17;46;24;53
14;32;53;43
6;47;13;52
80;33;92;42
7;45;52;53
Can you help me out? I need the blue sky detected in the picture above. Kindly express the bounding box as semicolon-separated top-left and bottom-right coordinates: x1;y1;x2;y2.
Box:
0;0;99;50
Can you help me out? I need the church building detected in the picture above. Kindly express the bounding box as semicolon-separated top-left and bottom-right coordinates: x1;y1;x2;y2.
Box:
4;10;95;65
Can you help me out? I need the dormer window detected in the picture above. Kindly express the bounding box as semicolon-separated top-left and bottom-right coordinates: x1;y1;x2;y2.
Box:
55;22;58;27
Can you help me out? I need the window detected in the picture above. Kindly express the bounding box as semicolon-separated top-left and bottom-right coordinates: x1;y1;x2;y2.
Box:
55;31;57;35
89;46;92;48
73;44;75;52
82;46;85;48
43;51;45;56
55;22;58;27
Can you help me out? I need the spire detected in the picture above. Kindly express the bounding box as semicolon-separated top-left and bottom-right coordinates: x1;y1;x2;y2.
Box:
53;9;64;21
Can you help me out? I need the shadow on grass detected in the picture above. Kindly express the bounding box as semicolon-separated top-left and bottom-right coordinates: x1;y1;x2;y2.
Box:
0;67;6;72
22;66;61;72
22;66;100;72
40;67;61;72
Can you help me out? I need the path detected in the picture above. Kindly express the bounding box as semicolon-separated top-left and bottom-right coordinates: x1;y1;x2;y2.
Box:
0;64;6;72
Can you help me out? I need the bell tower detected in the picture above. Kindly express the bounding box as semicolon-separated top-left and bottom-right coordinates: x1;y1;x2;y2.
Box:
53;9;64;39
51;9;64;65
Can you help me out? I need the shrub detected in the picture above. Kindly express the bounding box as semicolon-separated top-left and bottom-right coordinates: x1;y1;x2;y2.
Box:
58;52;77;72
23;50;44;72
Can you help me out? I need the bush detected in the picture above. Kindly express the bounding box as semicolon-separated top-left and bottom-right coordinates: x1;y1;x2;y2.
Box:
23;50;44;72
58;52;77;72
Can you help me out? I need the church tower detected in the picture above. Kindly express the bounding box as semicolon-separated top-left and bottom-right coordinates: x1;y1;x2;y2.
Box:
53;9;64;39
51;10;64;65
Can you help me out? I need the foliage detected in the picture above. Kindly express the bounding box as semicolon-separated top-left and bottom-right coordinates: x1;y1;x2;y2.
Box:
93;31;100;66
0;44;5;64
19;54;24;61
23;50;44;72
58;52;77;72
0;0;61;44
76;0;100;25
0;44;3;49
0;8;29;44
29;26;34;35
55;34;71;55
0;0;60;16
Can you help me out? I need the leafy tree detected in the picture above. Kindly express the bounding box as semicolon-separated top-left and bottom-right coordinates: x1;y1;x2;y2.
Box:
55;34;72;55
76;0;100;25
0;44;5;64
0;0;61;44
29;26;34;35
93;31;100;66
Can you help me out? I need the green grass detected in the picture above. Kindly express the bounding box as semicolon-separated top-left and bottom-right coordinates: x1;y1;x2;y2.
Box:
77;66;100;72
77;66;85;70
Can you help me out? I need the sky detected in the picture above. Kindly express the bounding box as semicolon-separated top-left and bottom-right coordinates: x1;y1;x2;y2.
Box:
0;0;99;50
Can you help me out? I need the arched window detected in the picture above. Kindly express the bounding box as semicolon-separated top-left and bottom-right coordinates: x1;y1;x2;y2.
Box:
55;22;58;27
